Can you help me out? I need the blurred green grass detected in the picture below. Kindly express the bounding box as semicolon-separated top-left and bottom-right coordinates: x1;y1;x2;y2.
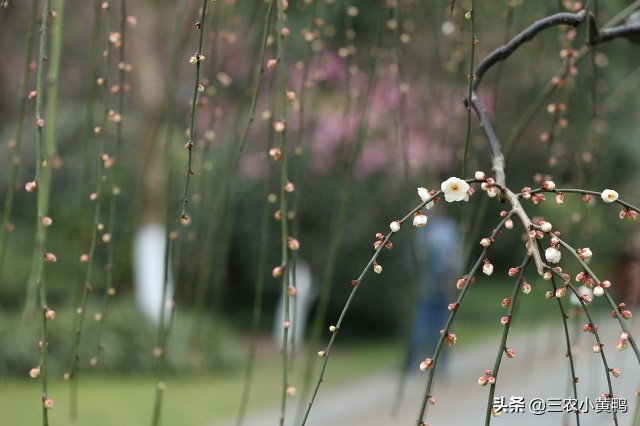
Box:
0;341;402;426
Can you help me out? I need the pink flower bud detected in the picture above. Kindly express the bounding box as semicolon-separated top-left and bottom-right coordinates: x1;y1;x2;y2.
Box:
505;348;516;358
508;267;520;277
44;252;57;263
419;358;433;371
610;368;621;377
504;219;513;229
555;192;565;204
500;316;510;325
287;237;300;251
479;237;492;247
272;265;285;278
25;181;37;192
501;298;511;308
521;282;532;294
555;287;566;298
600;280;611;288
577;247;592;261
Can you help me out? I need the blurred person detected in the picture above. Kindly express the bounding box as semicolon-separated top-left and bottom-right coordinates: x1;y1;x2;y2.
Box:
407;214;462;371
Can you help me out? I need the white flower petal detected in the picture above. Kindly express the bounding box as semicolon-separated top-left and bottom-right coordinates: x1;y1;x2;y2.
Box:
441;177;470;203
601;189;619;203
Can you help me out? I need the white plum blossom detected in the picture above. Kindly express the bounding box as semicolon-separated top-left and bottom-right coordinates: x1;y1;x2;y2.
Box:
417;187;434;209
545;246;562;264
601;189;619;203
441;177;470;202
482;261;494;276
413;213;428;227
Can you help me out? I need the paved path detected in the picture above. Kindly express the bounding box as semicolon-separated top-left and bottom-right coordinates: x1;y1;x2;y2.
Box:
217;315;639;426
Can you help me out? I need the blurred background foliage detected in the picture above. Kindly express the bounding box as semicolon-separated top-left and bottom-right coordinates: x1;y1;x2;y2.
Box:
0;0;639;378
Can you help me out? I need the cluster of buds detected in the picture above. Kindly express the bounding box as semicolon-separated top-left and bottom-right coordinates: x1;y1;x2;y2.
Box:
613;303;633;320
521;186;546;204
499;210;514;230
373;232;393;251
575;271;596;288
581;323;597;334
478;369;496;386
189;53;205;64
619;208;639;220
480;177;498;198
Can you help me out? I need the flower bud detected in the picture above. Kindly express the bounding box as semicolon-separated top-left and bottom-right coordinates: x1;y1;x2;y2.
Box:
419;358;433;371
478;376;488;386
521;282;532;294
482;261;494;276
389;221;401;232
577;247;592;261
474;171;486;180
413;213;428;227
593;286;604;297
610;368;621;377
505;348;516;358
504;219;513;229
373;264;382;274
540;221;552;232
593;345;601;353
480;238;492;247
616;340;628;351
272;265;285;278
317;350;326;358
287;237;300;251
542;180;556;191
29;367;41;378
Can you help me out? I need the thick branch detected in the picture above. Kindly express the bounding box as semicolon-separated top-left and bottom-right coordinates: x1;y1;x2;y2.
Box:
469;93;505;187
472;11;587;90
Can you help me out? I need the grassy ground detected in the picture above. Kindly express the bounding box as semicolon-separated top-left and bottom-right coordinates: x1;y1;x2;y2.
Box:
0;341;402;426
